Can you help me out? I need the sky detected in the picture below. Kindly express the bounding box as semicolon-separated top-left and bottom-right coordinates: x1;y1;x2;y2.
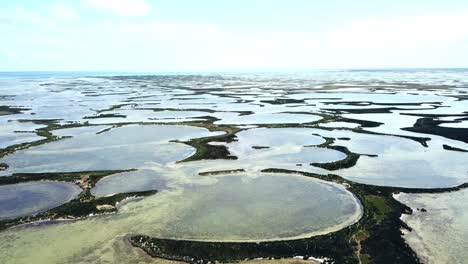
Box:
1;0;468;72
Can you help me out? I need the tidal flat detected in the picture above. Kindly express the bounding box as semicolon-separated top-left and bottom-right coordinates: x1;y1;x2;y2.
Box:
0;70;468;264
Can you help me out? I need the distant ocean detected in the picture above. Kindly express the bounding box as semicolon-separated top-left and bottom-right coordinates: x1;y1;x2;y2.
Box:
1;68;468;78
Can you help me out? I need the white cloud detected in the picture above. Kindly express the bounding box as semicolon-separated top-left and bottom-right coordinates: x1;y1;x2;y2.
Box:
83;0;151;16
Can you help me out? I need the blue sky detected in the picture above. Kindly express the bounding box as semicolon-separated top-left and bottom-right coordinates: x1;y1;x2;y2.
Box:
1;0;468;71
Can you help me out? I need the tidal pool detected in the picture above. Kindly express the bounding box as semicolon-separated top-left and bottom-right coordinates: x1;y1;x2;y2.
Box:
0;125;221;175
395;190;468;264
0;181;81;220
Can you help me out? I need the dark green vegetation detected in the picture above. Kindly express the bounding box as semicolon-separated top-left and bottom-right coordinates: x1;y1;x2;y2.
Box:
0;170;130;187
323;106;437;114
0;119;89;159
130;168;468;264
315;115;431;147
322;101;441;107
0;170;156;231
443;144;468;152
96;103;137;113
252;145;270;149
0;105;30;115
403;117;468;144
335;116;383;128
1;97;465;263
308;136;363;170
351;127;430;147
198;169;246;176
84;113;127;119
260;99;306;105
311;145;361;170
175;124;239;162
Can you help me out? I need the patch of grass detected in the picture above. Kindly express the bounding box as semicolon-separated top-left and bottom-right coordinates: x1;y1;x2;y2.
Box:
310;145;361;171
84;113;127;119
176;125;240;162
0;170;132;186
360;253;371;264
363;195;393;224
0;105;30;115
354;230;369;241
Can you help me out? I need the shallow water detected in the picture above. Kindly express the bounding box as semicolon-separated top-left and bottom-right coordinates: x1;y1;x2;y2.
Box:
226;127;346;165
395;190;468;263
0;120;45;149
0;172;361;264
155;173;362;241
231;127;326;148
51;125;111;137
0;181;81;220
91;170;168;198
304;128;468;188
0;125;220;175
1;71;468;263
215;112;322;125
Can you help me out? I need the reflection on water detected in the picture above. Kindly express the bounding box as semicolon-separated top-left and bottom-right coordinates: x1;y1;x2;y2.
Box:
215;112;322;125
304;128;468;188
227;127;346;165
0;181;81;220
0;125;221;175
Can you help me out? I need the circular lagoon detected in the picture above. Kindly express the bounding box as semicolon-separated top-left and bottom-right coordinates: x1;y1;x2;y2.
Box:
0;181;81;220
156;173;362;242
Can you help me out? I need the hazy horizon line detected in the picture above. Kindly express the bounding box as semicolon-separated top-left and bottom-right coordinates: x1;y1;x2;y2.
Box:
1;67;468;74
